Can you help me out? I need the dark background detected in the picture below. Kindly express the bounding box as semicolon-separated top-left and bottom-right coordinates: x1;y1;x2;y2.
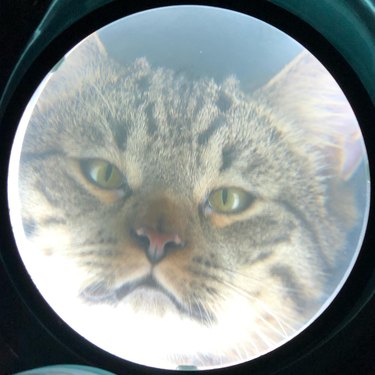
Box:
1;1;375;374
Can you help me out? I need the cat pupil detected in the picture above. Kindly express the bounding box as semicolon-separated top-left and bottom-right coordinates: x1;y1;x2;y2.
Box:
105;165;113;182
222;188;228;205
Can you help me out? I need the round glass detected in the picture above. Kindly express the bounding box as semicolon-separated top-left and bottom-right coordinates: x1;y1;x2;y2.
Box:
7;5;370;371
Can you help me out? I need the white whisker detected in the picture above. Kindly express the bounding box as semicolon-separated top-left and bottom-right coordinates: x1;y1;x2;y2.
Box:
217;277;296;335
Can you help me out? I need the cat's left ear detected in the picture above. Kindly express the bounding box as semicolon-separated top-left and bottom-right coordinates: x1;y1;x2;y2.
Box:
255;51;364;180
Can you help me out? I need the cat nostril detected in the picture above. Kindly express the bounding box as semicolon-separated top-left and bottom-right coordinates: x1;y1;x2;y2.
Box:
133;227;185;264
132;228;150;248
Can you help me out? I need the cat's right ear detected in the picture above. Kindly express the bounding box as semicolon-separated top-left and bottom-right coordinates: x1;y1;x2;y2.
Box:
34;33;110;111
61;33;108;71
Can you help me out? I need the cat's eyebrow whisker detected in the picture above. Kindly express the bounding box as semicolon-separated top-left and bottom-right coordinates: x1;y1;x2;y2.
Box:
90;82;117;126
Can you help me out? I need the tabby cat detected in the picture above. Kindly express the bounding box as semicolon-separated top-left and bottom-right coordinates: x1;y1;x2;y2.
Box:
14;34;361;369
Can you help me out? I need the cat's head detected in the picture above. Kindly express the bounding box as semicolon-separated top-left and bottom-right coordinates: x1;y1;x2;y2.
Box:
16;34;360;367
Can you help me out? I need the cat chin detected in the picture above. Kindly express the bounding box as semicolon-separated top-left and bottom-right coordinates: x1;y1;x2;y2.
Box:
16;250;292;369
68;291;297;370
120;287;178;317
18;240;303;370
61;299;255;370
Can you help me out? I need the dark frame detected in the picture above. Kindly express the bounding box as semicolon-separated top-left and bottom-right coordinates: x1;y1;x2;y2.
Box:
0;1;374;374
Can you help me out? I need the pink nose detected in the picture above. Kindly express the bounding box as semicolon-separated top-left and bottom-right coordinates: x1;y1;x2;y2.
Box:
135;227;184;263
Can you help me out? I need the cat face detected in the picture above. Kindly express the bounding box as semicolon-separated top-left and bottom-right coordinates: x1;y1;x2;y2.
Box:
14;35;360;368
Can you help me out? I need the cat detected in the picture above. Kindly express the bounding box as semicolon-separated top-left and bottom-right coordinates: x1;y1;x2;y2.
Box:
13;33;363;369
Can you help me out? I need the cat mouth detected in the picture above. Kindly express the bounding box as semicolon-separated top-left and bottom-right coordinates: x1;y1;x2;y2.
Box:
80;276;213;324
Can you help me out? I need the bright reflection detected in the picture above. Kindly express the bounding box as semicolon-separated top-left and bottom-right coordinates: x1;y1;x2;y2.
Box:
8;5;369;370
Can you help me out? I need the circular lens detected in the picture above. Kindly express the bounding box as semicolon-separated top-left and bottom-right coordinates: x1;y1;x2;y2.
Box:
7;5;370;371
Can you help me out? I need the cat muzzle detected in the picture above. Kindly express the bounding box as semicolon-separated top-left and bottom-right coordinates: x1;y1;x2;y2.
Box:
80;275;213;324
133;227;185;264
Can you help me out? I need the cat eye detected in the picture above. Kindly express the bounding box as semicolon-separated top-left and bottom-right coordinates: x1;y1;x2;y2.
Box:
208;187;254;213
80;159;125;190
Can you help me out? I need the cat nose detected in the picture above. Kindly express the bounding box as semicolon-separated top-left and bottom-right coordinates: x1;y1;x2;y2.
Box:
134;227;184;264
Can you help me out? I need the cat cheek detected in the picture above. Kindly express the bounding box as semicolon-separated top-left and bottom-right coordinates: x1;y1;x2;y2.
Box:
88;189;125;204
208;212;253;229
209;214;235;228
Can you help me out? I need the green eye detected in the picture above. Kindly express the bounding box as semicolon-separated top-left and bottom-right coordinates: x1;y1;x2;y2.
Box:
81;159;124;190
208;187;254;214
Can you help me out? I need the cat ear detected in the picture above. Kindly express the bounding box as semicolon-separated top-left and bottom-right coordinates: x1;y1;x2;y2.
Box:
254;51;364;180
33;32;112;111
56;32;108;72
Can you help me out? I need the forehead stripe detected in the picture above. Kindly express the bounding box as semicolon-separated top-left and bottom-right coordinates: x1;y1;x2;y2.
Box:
197;116;225;146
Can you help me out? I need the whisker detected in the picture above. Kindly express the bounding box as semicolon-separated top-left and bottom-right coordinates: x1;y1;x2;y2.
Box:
253;325;277;347
217;278;296;334
64;242;118;257
220;266;303;295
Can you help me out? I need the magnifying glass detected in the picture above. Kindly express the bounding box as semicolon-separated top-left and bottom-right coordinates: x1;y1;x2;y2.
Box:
1;1;374;374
